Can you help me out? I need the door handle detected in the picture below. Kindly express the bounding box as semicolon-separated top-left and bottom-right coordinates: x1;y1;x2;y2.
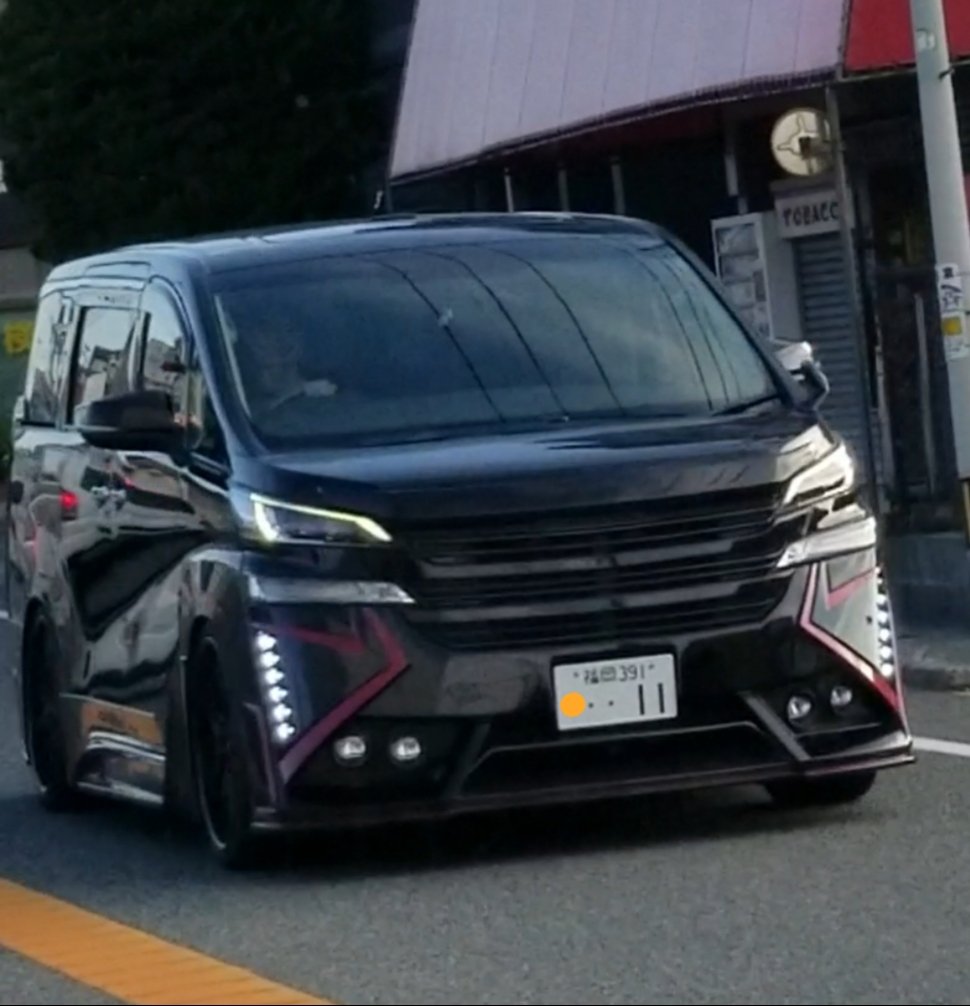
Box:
91;486;111;502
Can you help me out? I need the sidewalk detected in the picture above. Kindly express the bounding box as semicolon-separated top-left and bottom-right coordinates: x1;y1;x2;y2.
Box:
900;625;970;692
886;533;970;691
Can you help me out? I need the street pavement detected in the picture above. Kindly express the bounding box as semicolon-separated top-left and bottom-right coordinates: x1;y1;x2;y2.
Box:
0;954;107;1006
0;685;968;1005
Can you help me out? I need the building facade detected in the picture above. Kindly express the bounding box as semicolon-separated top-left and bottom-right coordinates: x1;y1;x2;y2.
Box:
388;0;970;549
365;0;417;209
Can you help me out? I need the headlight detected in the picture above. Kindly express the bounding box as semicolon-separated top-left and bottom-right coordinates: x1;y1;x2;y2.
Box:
783;443;855;506
777;515;877;569
237;491;392;546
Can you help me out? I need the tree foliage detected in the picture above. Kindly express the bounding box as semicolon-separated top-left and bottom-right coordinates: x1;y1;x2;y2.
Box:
0;0;382;261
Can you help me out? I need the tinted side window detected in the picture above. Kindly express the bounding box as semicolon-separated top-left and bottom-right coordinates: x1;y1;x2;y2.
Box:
140;292;186;399
24;292;67;425
187;363;225;460
141;286;225;461
71;306;140;416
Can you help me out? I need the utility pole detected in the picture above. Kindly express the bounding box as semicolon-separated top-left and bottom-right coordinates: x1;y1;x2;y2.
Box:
911;0;970;536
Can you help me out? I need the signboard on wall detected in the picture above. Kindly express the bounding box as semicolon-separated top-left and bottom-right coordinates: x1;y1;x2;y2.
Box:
711;211;802;346
937;263;970;361
2;319;32;356
776;188;849;239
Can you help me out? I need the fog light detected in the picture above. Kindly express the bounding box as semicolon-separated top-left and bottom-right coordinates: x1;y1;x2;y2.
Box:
264;667;285;687
390;736;422;764
830;685;854;710
880;662;896;679
268;685;289;704
334;735;368;765
787;694;814;724
260;651;282;670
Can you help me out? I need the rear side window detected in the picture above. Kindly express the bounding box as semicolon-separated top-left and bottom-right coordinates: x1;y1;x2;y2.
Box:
23;292;67;425
71;306;140;418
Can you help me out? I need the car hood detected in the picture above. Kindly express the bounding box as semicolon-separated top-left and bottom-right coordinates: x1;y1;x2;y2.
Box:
238;410;835;524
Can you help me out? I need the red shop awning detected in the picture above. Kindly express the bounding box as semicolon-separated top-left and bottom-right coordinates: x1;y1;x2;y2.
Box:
845;0;970;73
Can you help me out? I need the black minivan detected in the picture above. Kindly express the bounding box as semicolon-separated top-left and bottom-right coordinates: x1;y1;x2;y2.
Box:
5;213;912;866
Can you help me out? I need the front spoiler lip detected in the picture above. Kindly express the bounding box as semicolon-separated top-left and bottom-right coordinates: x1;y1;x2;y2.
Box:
251;739;914;833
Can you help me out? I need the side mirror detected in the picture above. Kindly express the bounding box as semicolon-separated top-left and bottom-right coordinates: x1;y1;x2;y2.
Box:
75;389;182;453
774;340;829;406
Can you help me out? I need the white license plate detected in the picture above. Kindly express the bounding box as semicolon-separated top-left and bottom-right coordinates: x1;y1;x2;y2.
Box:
553;654;678;732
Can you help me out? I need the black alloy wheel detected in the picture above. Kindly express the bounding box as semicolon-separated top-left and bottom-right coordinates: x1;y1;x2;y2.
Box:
190;640;264;869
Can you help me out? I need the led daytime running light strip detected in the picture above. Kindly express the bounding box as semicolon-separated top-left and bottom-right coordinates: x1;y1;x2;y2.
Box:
255;630;296;743
876;566;896;680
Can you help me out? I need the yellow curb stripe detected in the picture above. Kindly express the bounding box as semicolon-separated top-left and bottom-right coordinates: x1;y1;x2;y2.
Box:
0;879;331;1005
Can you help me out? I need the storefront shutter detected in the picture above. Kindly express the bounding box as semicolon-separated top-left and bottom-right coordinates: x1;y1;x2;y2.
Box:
793;233;879;487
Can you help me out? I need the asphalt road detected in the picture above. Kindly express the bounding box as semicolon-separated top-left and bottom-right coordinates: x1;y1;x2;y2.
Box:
1;683;969;1005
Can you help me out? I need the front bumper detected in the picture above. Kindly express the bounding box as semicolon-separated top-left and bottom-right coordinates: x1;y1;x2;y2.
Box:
252;728;913;833
239;551;913;831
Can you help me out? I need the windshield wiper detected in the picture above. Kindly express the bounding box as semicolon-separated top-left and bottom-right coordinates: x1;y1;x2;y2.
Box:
714;393;782;416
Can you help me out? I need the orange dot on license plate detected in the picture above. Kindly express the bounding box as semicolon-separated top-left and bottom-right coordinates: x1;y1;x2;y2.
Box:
560;692;588;718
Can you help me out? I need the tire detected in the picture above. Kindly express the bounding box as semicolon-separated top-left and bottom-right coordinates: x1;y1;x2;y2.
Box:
766;771;877;809
189;638;265;870
24;617;80;812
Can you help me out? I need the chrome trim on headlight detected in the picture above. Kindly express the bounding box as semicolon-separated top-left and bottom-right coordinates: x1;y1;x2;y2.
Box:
247;574;415;606
777;516;878;569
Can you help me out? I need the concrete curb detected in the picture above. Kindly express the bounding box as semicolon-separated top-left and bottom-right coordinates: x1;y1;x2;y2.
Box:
899;636;970;692
903;662;970;692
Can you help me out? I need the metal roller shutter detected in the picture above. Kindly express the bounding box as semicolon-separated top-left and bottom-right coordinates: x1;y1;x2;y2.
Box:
957;87;970;164
793;234;876;482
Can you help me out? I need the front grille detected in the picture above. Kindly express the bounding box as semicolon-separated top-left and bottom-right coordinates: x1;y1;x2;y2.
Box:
411;532;793;607
406;581;790;650
399;486;802;652
408;487;781;565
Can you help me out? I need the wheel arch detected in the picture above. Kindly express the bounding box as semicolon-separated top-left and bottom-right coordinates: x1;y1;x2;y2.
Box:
164;612;213;820
167;559;275;826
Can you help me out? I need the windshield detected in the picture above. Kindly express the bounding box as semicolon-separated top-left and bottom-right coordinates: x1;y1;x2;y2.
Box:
209;233;779;447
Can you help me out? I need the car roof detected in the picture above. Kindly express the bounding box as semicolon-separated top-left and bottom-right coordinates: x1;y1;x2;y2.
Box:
44;212;667;282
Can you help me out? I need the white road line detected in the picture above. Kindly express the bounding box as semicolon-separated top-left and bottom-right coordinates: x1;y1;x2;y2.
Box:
914;736;970;759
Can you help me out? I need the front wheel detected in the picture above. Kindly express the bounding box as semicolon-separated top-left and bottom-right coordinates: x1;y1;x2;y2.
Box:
24;618;80;812
189;640;265;870
766;771;877;809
